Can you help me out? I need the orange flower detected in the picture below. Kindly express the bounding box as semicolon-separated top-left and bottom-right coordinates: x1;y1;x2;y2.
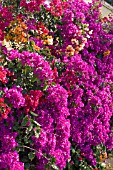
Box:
5;18;28;44
102;152;107;159
43;36;53;45
100;155;104;161
34;45;40;51
66;45;75;56
100;152;107;161
104;50;110;57
0;56;3;62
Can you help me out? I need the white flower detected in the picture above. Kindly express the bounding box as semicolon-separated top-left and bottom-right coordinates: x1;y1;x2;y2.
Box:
100;162;106;168
87;35;90;39
47;37;53;45
89;30;93;34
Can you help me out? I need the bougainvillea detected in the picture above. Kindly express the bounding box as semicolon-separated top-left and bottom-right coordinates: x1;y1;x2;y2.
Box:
1;0;113;169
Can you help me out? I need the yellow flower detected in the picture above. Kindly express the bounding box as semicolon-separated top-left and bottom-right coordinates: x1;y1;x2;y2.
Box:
43;36;53;45
43;39;48;45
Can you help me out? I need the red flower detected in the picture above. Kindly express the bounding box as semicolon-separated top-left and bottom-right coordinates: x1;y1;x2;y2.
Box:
0;67;8;84
47;0;68;17
78;157;82;161
24;90;43;113
36;22;49;36
0;98;11;120
0;29;4;41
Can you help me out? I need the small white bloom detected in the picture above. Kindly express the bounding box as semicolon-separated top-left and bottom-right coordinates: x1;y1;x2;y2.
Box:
89;30;93;34
100;162;106;168
84;28;89;31
87;35;90;39
48;37;53;45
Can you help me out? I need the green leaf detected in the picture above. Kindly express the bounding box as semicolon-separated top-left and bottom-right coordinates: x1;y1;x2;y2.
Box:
19;146;25;152
71;148;76;154
102;145;106;152
24;136;29;144
30;40;35;46
52;82;56;86
51;164;59;170
96;54;102;59
32;119;41;126
34;129;40;138
83;24;87;28
28;152;35;161
24;65;31;74
13;123;19;131
28;123;33;132
43;84;49;91
15;145;25;152
49;56;55;62
17;61;22;68
44;164;50;169
31;75;38;82
26;128;29;135
51;157;56;163
24;162;30;170
21;115;29;126
30;111;38;117
21;156;29;163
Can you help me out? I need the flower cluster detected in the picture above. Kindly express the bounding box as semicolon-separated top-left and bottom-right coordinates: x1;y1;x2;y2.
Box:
0;66;8;84
4;86;25;109
0;6;13;31
36;22;49;37
24;90;42;113
19;51;54;84
46;0;68;17
33;85;70;169
20;0;45;12
5;18;28;44
0;119;24;170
